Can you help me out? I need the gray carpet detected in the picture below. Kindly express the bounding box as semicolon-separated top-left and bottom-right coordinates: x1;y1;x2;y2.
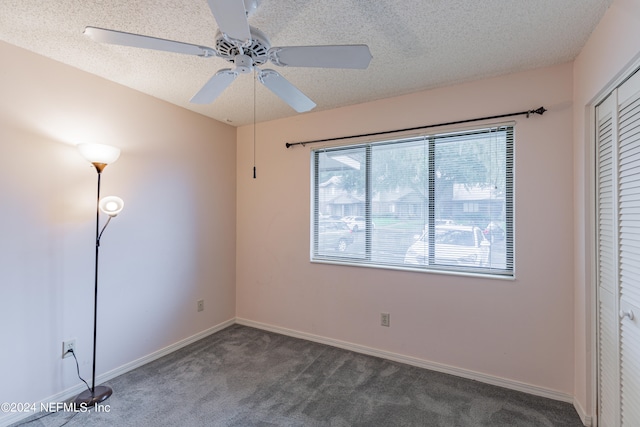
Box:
16;324;583;426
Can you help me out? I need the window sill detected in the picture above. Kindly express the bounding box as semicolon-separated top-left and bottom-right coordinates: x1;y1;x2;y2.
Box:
310;257;515;280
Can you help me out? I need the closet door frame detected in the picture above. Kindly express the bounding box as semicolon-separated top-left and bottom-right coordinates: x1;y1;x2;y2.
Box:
591;58;640;427
595;91;619;427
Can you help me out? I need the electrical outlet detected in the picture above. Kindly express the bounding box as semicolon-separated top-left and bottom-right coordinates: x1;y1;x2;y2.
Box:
197;299;204;312
62;339;76;359
381;312;390;327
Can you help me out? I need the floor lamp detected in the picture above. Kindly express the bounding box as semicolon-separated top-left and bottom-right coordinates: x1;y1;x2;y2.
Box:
75;143;124;406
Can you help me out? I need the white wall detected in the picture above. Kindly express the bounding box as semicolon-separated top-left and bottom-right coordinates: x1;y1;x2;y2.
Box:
236;63;576;398
572;0;640;420
0;41;237;424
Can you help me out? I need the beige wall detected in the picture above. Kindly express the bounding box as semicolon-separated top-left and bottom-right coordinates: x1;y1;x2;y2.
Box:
572;0;640;420
4;0;640;421
237;63;576;397
0;41;237;415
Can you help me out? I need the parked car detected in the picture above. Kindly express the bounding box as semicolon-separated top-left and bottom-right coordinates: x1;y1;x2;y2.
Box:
319;214;343;221
318;221;354;252
404;225;490;267
483;221;505;241
341;215;375;232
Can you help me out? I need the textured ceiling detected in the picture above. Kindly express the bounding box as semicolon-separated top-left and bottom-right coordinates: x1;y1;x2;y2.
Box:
0;0;612;126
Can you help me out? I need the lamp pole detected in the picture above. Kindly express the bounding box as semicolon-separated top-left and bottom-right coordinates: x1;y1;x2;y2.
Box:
74;143;122;407
92;168;101;397
75;162;113;406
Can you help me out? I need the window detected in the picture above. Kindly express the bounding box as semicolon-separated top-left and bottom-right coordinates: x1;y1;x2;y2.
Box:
311;125;514;276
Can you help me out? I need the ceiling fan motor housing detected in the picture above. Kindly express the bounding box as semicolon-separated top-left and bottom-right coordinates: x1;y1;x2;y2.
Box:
215;27;270;67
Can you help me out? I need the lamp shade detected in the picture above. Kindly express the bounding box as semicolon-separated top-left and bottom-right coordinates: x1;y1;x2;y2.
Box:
77;143;121;165
99;196;124;217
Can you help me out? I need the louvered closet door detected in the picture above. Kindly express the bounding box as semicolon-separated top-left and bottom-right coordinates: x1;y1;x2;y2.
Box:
596;69;640;427
617;70;640;427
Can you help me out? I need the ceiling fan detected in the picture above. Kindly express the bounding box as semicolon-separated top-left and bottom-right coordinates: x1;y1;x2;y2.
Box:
84;0;372;113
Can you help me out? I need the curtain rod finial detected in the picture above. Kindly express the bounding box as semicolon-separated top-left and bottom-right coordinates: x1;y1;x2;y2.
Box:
528;106;547;117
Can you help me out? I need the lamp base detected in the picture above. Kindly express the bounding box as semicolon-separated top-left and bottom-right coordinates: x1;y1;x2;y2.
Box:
74;385;112;407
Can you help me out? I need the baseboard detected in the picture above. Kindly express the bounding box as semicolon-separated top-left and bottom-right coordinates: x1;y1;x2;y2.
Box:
94;317;235;386
573;397;593;427
3;317;591;427
0;318;235;427
235;318;577;405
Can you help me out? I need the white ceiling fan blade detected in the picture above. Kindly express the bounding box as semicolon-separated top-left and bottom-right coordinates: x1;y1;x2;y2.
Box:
258;69;316;112
190;69;238;104
84;27;216;57
268;45;372;69
207;0;251;44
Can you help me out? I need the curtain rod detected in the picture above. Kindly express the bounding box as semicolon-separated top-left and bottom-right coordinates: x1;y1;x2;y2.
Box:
285;106;546;148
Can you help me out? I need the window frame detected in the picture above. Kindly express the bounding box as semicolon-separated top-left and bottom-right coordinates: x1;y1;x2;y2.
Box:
310;124;515;278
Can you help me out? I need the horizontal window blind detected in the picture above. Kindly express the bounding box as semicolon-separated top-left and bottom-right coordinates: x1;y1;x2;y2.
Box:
311;125;514;276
